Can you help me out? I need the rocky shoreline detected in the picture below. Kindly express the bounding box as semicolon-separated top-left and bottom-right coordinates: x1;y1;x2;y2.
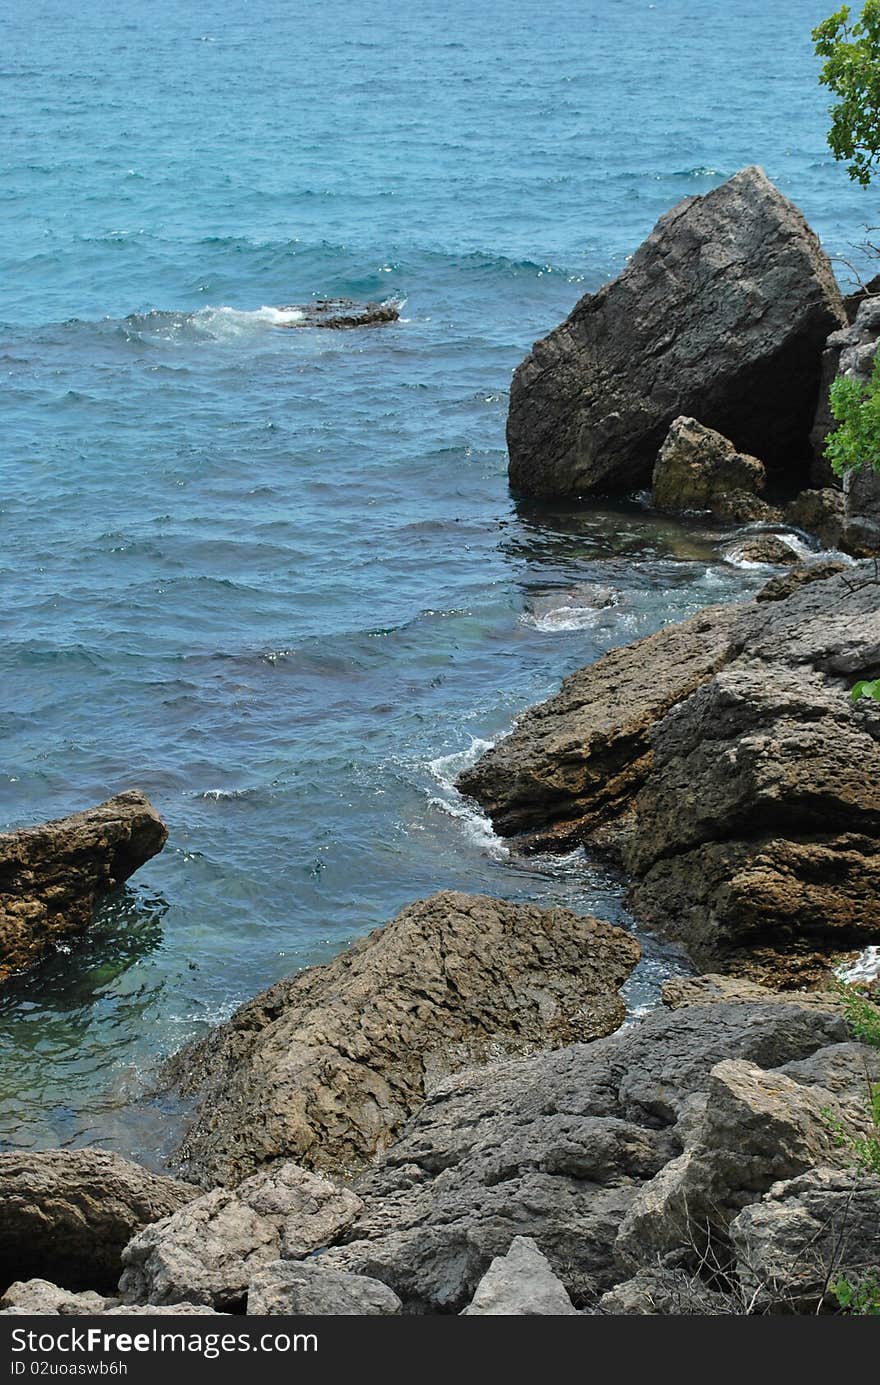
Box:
2;167;880;1317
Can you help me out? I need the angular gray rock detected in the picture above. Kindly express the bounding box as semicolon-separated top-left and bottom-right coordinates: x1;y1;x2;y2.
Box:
0;1280;109;1315
168;892;639;1186
118;1161;361;1309
246;1261;401;1315
652;417;772;522
461;1237;576;1315
597;1267;737;1315
0;1149;195;1295
311;999;846;1310
0;791;168;981
508;167;845;497
844;466;880;556
731;1168;880;1312
614;1057;868;1271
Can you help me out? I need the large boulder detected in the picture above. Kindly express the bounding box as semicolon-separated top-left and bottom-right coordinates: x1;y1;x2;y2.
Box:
652;417;772;522
460;564;880;983
310;998;847;1311
168;891;639;1187
0;791;167;981
118;1162;361;1309
0;1149;195;1295
507;167;845;497
730;1168;880;1312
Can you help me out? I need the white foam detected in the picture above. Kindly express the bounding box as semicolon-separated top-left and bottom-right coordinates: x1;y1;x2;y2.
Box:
724;530;815;570
426;738;509;859
191;305;306;338
523;605;603;632
836;946;880;985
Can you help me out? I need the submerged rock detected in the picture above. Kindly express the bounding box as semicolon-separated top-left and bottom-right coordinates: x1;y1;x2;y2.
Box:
461;1237;576;1315
280;299;399;330
168;891;639;1187
0;791;167;981
0;1149;195;1295
461;564;880;983
652;416;772;522
726;533;802;566
507;166;845;497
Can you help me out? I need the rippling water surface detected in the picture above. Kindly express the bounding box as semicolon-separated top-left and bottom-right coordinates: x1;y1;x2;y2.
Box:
0;0;872;1163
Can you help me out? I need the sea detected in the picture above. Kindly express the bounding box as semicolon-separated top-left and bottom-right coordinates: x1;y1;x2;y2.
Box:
0;0;873;1166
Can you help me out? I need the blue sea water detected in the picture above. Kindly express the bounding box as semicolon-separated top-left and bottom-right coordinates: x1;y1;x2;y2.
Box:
0;0;874;1164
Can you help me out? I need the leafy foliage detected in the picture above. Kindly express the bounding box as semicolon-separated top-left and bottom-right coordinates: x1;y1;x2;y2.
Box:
825;350;880;476
831;1271;880;1313
814;3;880;185
835;978;880;1045
852;678;880;700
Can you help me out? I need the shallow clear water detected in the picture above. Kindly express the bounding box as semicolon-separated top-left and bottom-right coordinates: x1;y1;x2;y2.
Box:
0;0;872;1166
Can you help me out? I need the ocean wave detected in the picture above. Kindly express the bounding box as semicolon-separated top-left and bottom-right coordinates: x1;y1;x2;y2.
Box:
723;530;815;570
425;738;509;859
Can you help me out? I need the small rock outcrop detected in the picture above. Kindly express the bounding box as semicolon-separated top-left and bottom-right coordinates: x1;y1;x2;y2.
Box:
246;1262;401;1316
652;417;773;522
460;565;880;983
0;791;168;981
118;1162;361;1309
0;1149;195;1295
730;1168;880;1312
726;534;801;566
281;299;399;330
461;1237;576;1315
507;167;845;497
168;892;640;1187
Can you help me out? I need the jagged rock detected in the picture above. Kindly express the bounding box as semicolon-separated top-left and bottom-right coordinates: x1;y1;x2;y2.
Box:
0;1280;109;1315
0;791;167;981
507;167;845;498
168;892;639;1187
0;1149;195;1295
311;999;845;1310
614;1057;868;1270
463;565;880;982
784;488;845;549
661;974;845;1012
755;559;849;602
119;1162;361;1309
726;534;802;566
457;605;743;848
280;299;399;330
731;1168;880;1312
652;417;770;520
246;1261;401;1315
461;1237;576;1315
598;1267;737;1315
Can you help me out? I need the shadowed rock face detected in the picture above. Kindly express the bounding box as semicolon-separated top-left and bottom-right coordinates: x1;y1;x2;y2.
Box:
459;565;880;984
167;891;640;1188
279;299;399;329
0;1150;195;1295
507;166;845;498
0;791;168;981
